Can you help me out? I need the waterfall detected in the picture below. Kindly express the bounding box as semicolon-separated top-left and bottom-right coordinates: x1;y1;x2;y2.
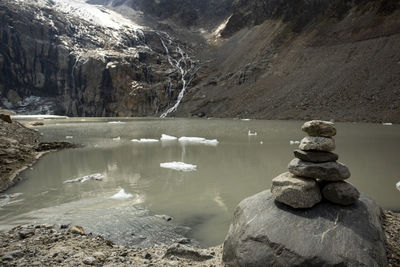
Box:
159;35;198;118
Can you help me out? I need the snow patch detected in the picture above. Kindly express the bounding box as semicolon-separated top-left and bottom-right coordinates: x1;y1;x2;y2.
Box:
160;162;197;172
66;136;74;139
63;173;105;184
110;189;133;199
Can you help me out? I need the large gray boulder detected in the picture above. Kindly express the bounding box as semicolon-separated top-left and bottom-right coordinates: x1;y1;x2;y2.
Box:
288;158;350;181
271;172;321;208
223;190;387;267
301;120;336;137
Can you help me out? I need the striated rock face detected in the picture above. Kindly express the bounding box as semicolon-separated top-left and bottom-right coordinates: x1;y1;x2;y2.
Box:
223;190;387;267
0;0;199;117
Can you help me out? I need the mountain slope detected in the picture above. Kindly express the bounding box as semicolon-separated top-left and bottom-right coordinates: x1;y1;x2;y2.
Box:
177;0;400;123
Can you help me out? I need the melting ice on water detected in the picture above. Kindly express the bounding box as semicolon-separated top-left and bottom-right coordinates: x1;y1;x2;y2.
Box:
178;137;219;146
160;162;197;172
160;134;178;141
110;189;133;200
63;173;105;184
131;138;159;143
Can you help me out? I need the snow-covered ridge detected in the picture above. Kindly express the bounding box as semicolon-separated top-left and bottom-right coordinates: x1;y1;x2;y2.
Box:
21;0;143;30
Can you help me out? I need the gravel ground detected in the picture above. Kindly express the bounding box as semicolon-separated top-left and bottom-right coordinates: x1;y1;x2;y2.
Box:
0;225;223;267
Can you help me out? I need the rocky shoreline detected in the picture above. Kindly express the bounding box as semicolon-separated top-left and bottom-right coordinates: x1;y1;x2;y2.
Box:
0;115;78;192
0;211;398;266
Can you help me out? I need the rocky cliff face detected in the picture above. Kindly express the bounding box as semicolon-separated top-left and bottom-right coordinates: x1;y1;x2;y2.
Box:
177;0;400;122
0;0;201;116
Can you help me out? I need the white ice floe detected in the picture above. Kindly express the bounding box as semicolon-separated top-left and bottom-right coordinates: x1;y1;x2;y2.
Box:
383;123;393;126
160;134;178;141
63;173;105;184
290;140;301;145
108;121;125;124
110;189;133;199
160;162;197;172
113;137;121;141
260;141;264;144
178;137;219;146
66;136;74;139
241;119;251;121
248;130;257;136
131;138;159;143
396;181;400;191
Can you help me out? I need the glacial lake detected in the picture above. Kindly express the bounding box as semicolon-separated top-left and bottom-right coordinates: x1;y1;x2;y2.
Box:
1;118;400;247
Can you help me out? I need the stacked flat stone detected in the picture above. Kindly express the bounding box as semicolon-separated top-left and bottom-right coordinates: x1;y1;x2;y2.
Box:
271;120;360;209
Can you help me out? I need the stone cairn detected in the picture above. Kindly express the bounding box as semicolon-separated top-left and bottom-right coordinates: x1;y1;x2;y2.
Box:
271;120;360;208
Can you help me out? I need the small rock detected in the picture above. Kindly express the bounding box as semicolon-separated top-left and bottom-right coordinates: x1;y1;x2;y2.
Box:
294;149;338;163
164;244;213;261
68;225;85;235
299;136;335;152
93;252;106;261
83;256;96;265
322;181;360;205
0;114;12;123
19;229;34;239
288;158;351;181
301;120;336;137
2;254;14;261
143;252;152;259
271;172;321;208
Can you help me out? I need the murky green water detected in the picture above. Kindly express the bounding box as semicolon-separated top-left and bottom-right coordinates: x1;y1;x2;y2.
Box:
1;118;400;247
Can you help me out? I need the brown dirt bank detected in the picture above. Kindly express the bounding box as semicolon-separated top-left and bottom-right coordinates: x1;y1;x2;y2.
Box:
0;211;398;266
0;118;77;193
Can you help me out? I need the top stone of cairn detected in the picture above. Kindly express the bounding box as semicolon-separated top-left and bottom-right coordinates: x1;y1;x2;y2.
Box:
301;120;336;137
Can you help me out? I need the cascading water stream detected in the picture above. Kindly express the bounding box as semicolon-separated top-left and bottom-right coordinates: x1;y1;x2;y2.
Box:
159;35;198;118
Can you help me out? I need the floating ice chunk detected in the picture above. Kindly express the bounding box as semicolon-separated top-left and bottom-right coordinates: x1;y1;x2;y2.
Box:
260;141;264;144
201;139;219;146
113;136;121;141
63;173;104;184
160;162;197;172
108;121;125;124
131;138;159;143
178;137;219;146
66;136;73;139
248;130;257;136
383;123;393;126
110;189;133;199
241;119;251;121
290;140;301;145
396;181;400;191
161;134;178;141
